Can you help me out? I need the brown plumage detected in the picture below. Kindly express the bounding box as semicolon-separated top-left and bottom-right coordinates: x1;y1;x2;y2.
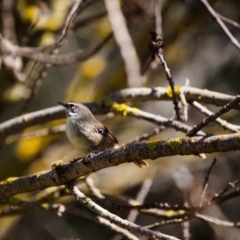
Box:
58;101;148;168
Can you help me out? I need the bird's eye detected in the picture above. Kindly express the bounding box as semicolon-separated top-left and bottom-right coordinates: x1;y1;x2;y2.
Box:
68;104;76;112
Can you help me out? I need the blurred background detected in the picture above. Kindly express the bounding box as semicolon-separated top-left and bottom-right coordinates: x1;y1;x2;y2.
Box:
1;0;240;239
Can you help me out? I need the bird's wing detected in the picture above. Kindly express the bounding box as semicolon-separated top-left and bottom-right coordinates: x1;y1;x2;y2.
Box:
95;127;118;144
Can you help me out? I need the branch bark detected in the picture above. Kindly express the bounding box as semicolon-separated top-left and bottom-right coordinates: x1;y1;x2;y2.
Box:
1;132;240;198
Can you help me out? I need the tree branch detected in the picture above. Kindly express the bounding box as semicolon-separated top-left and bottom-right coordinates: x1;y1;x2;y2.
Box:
1;132;240;198
0;86;237;141
68;183;179;240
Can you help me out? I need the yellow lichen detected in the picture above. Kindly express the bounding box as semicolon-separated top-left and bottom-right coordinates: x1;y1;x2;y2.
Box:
41;203;48;210
51;161;63;169
111;103;139;117
169;138;183;149
178;209;186;215
2;177;17;184
166;210;174;217
36;173;41;179
148;140;159;150
166;86;181;98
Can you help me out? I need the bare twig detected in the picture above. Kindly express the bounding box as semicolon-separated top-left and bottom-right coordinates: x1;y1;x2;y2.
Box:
18;64;50;114
199;158;217;208
219;14;240;31
182;220;191;240
145;218;188;229
67;183;179;240
179;89;189;122
144;212;237;229
155;0;163;36
105;0;142;87
149;31;181;121
210;183;240;206
66;206;139;240
85;176;105;199
52;0;83;48
196;213;235;227
18;0;85;113
127;170;155;223
210;179;240;203
0;198;139;240
1;0;24;82
0;33;113;65
200;0;240;51
191;101;240;133
111;103;207;136
187;95;240;137
127;126;165;144
113;175;156;240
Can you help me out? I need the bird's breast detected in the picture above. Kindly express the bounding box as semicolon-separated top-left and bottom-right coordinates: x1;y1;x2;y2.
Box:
66;119;108;154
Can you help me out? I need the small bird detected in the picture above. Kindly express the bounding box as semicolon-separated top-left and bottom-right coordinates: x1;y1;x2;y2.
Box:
58;101;148;168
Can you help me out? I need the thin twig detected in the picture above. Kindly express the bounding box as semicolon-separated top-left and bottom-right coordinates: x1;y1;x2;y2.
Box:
187;95;240;137
155;0;163;36
1;0;24;82
199;158;217;208
111;103;208;136
210;178;240;203
0;198;139;240
210;184;240;206
85;176;105;199
181;220;191;240
149;31;181;121
66;206;139;240
191;101;240;133
179;89;189;122
67;183;179;240
200;0;240;51
1;33;113;65
112;172;155;240
47;0;84;49
18;0;84;113
145;218;188;229
219;14;240;31
196;213;235;227
127;170;156;223
127;126;165;144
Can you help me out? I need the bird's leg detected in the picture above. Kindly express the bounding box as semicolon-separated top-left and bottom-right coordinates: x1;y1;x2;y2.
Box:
83;151;102;164
70;157;84;164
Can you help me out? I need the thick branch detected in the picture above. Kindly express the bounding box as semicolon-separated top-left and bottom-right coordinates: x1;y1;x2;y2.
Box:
0;132;240;198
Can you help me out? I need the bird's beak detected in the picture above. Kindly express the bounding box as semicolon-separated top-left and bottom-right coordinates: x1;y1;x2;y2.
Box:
57;101;66;108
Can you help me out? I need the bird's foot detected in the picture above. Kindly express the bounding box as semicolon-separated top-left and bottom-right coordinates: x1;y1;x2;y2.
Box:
83;152;101;165
70;157;84;164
